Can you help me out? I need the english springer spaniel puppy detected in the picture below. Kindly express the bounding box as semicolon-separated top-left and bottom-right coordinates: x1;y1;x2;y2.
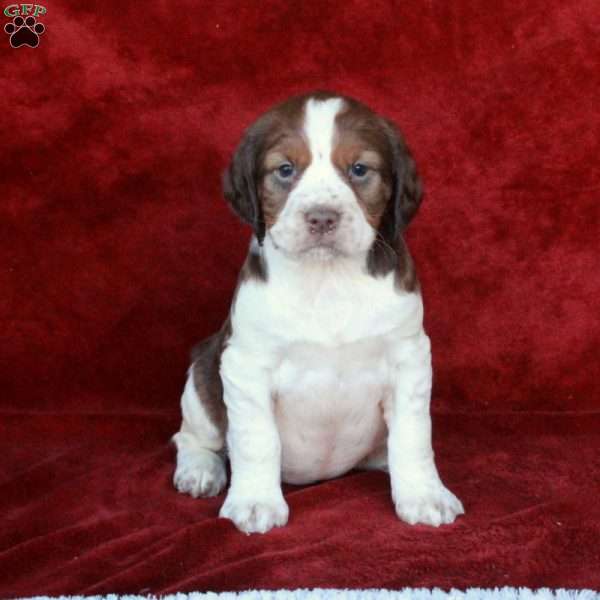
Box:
173;92;464;534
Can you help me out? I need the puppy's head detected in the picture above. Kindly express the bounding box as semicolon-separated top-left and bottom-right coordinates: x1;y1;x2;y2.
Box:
223;92;422;271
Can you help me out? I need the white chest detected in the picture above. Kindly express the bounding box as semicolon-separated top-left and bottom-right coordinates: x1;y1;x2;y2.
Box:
272;337;390;484
225;255;425;485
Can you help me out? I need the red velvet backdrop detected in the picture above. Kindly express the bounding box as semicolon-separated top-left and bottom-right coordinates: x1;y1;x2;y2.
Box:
1;1;599;596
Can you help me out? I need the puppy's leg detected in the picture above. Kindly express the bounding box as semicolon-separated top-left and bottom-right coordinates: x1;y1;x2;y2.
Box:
385;331;464;526
173;365;227;498
218;348;288;534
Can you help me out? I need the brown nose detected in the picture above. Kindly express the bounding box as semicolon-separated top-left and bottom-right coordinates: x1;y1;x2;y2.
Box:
305;207;341;235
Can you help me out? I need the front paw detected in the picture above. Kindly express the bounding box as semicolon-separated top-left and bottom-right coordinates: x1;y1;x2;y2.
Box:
394;483;464;527
219;491;289;534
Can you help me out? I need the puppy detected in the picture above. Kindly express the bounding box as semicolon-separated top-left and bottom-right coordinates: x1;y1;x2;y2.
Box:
173;92;464;534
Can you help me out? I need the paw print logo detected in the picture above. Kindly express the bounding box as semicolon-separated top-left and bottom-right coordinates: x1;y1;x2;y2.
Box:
4;15;45;48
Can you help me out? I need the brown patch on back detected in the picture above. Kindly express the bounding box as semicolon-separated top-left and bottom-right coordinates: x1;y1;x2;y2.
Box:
190;319;231;434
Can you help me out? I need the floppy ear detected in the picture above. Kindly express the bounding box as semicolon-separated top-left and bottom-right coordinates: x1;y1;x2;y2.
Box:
379;119;424;245
222;127;266;244
367;120;423;279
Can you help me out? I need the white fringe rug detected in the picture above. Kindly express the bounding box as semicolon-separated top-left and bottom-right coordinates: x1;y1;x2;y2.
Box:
21;587;600;600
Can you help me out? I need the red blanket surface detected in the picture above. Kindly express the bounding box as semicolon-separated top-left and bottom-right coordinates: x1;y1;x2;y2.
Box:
1;1;599;596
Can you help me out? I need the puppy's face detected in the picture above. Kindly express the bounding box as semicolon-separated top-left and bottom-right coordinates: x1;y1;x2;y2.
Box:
224;93;422;268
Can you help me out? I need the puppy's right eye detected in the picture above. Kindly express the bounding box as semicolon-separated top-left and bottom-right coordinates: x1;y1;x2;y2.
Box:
277;163;295;179
350;163;369;178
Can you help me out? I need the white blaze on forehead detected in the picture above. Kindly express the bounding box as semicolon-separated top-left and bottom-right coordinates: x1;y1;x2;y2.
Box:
303;97;345;162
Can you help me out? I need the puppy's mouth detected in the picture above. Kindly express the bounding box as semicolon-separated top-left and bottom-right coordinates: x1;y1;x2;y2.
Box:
299;239;346;260
298;231;345;260
268;229;348;261
272;239;344;261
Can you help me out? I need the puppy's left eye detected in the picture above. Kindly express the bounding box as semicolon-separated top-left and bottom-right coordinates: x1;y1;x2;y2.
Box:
277;163;295;179
350;163;369;178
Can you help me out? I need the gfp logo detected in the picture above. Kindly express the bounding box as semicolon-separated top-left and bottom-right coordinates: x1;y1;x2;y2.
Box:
4;4;46;48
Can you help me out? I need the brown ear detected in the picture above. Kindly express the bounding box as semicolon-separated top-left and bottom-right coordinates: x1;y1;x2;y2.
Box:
379;119;423;244
367;119;423;278
222;125;266;244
